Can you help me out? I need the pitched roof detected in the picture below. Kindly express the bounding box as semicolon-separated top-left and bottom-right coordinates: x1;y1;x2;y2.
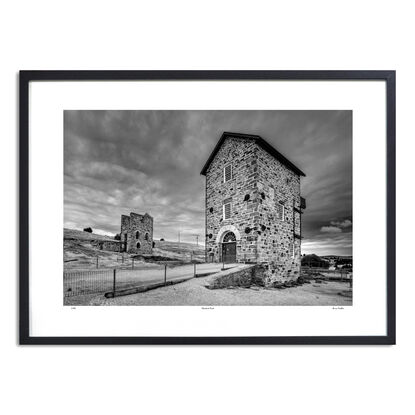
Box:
200;132;306;177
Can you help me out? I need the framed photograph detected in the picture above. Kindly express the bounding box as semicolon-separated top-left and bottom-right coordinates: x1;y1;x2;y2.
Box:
19;70;395;345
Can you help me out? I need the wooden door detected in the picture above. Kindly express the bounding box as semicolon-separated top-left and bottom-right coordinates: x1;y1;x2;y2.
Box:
222;242;236;263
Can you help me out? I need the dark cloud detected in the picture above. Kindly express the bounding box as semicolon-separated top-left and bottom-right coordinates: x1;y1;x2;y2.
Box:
64;110;352;255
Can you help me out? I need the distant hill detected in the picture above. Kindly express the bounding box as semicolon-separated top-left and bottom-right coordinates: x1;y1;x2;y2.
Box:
63;228;205;270
64;228;116;242
301;254;329;268
320;255;353;261
153;240;204;260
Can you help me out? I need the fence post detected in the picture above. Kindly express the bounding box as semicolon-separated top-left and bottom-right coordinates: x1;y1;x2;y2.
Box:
194;262;196;277
164;264;167;286
113;269;116;297
122;254;124;264
96;256;98;269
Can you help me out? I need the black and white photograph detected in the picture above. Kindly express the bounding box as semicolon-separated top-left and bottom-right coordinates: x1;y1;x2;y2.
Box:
64;110;353;306
20;70;394;345
5;0;412;412
5;0;410;412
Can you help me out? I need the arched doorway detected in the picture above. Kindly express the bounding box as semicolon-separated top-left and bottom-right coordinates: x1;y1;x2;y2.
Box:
221;231;236;263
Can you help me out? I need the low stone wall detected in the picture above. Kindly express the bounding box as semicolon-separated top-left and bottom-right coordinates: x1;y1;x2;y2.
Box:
92;240;121;252
207;265;268;289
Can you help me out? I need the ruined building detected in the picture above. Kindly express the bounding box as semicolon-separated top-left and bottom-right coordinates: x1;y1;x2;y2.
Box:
201;132;306;283
120;212;153;254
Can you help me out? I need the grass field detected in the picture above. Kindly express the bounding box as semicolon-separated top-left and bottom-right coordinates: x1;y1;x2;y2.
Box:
64;228;205;270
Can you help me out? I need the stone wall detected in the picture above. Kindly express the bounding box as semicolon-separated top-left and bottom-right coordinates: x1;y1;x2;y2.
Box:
93;240;121;252
205;136;261;263
204;135;303;284
255;146;302;283
207;265;267;289
120;212;153;254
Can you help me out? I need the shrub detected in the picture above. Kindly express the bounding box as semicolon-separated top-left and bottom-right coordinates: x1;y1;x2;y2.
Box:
83;227;93;233
114;233;121;240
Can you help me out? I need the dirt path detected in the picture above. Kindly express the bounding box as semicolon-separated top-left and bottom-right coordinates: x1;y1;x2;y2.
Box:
64;263;238;302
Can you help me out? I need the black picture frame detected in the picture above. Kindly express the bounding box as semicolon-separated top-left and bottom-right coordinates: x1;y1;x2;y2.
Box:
19;70;396;345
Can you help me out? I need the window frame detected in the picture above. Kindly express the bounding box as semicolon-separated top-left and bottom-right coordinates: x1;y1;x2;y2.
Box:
276;202;285;221
223;163;233;183
223;202;231;220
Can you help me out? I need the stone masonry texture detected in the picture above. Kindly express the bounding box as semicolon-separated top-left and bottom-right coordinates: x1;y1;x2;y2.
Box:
207;265;267;289
120;212;153;254
93;240;121;252
204;134;304;285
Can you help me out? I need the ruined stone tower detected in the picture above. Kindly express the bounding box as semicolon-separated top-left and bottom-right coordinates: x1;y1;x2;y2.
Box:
201;132;306;283
120;212;153;254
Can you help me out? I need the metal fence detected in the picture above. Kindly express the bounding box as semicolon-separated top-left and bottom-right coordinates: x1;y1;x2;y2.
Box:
64;261;353;298
64;263;199;298
64;252;204;271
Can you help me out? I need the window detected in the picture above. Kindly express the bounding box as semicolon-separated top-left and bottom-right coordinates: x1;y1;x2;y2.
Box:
290;240;295;258
135;231;140;239
144;232;149;241
223;202;231;220
136;241;141;249
276;203;284;221
223;231;236;243
223;164;232;183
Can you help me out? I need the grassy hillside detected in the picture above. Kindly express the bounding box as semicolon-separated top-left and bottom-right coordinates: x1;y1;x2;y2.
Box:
64;228;205;270
153;240;204;261
64;228;116;241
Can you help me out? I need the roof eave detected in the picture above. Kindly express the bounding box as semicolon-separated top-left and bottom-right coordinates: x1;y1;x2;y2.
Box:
256;137;306;177
200;132;306;177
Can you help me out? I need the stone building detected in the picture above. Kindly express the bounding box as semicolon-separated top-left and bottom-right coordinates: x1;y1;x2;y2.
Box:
201;132;306;283
120;212;153;254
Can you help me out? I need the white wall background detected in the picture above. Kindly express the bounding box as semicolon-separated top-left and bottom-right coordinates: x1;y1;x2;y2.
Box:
1;1;412;415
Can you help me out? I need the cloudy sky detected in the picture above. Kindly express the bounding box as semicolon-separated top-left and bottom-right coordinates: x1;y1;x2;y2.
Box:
64;110;352;256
